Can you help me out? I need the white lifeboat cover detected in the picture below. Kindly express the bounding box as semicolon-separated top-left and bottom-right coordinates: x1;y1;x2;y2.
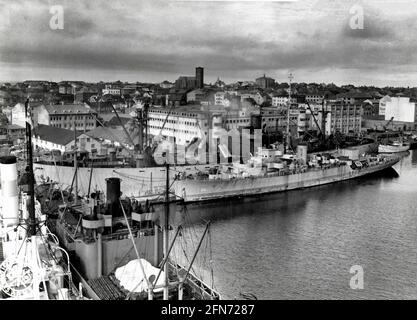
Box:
115;258;165;293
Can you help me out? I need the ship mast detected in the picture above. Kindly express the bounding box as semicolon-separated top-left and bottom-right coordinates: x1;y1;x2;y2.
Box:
285;73;294;154
163;163;170;300
73;119;78;205
24;98;36;236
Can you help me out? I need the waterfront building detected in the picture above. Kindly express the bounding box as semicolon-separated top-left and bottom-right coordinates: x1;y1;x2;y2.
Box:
37;103;97;132
32;124;82;154
379;95;391;116
384;96;417;123
147;106;209;145
260;107;299;135
362;99;383;120
325;101;362;135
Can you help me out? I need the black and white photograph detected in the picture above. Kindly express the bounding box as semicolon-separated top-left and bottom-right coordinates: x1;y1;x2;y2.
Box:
0;0;417;307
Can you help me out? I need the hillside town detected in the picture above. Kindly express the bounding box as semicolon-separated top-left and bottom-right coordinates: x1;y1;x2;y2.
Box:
1;66;416;163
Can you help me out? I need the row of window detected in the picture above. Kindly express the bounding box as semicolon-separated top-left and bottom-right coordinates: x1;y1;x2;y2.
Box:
225;119;250;123
150;110;199;118
149;125;197;135
50;115;93;121
51;123;95;129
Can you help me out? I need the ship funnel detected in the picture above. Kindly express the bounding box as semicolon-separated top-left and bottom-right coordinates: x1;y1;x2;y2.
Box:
0;156;19;226
105;177;122;217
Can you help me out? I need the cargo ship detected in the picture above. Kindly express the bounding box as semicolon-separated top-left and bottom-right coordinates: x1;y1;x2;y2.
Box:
0;160;78;299
33;143;400;204
173;146;400;202
6;100;220;300
38;173;221;300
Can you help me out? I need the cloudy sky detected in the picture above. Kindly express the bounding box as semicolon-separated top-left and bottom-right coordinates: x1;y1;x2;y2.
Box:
1;0;417;86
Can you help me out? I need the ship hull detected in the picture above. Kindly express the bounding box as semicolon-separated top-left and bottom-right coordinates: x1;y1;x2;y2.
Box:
173;158;399;202
378;144;410;153
34;158;399;204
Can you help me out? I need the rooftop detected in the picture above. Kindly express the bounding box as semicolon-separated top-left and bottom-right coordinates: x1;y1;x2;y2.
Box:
44;103;97;114
33;124;82;146
85;126;133;146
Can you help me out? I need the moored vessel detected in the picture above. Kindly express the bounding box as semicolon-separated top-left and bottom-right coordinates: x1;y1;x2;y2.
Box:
378;141;410;153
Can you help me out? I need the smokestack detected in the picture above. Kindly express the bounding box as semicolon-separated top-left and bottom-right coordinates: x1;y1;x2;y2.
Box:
105;177;122;217
0;156;19;226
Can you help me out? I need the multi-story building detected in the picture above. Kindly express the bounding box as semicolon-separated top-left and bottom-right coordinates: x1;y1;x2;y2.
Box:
305;94;324;104
214;91;226;106
260;107;299;135
37;103;98;132
384;97;417;123
378;95;391;116
325;102;362;135
271;95;297;107
255;74;275;89
148;106;209;145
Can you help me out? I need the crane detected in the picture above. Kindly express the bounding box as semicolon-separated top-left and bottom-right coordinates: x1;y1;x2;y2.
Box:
383;116;394;131
154;103;175;142
305;101;323;138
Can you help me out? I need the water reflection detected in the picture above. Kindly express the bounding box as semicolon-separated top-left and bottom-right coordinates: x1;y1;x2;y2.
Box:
177;150;417;299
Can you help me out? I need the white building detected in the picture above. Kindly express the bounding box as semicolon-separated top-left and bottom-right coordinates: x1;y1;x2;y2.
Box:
214;92;226;106
32;124;82;154
379;95;391;116
384;97;417;122
271;96;297;107
148;107;209;145
102;88;121;96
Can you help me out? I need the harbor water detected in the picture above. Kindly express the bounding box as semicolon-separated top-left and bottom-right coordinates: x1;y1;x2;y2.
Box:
177;150;417;299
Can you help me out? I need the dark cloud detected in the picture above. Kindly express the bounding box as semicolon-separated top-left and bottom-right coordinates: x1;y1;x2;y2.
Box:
1;0;417;85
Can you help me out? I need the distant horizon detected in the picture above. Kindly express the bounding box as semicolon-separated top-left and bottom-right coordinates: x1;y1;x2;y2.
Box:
1;75;416;90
